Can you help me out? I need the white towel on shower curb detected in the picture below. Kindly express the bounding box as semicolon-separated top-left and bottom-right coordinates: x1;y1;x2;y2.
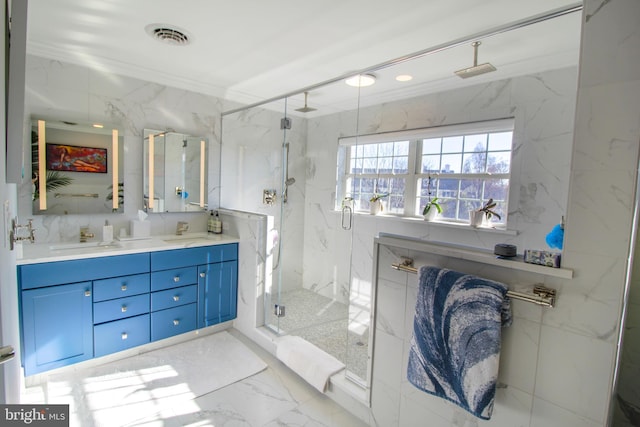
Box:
276;335;345;393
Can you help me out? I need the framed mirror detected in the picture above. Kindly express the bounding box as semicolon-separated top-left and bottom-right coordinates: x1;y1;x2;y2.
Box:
143;128;208;212
31;119;124;215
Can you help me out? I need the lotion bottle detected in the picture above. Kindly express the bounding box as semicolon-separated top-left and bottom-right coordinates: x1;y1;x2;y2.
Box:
103;220;114;242
207;211;215;233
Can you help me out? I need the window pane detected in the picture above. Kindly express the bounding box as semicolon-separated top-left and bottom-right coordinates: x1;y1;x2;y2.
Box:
378;157;392;173
463;151;487;173
363;158;377;173
442;136;463;153
460;178;482;199
487;151;511;173
422;138;441;154
464;134;487;152
422;154;440;173
379;142;394;157
350;158;363;174
353;145;363;158
393;157;408;174
437;178;459;199
484;178;509;201
394;141;409;156
363;144;377;157
441;154;462;173
488;132;513;151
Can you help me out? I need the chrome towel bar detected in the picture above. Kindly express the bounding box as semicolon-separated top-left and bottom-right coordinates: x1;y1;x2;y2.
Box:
391;258;556;308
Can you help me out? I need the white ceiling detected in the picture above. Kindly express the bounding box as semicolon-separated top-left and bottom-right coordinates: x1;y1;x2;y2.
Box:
25;0;583;116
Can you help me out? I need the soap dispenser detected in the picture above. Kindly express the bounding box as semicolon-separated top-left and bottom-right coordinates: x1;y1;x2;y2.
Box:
212;211;222;234
103;220;114;242
207;211;215;233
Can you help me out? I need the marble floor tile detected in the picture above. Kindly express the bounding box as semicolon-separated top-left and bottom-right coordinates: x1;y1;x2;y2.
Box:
21;328;370;427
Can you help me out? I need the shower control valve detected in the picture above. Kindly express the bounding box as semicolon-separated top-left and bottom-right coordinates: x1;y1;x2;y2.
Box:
263;189;277;206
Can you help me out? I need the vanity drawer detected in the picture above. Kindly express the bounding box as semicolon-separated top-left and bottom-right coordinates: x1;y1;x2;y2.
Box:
19;253;150;290
93;294;150;324
94;314;150;357
151;285;197;312
151;267;197;292
150;244;238;271
93;274;150;302
151;303;197;341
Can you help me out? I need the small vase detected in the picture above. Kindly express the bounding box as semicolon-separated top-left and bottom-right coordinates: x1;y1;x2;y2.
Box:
370;199;383;215
423;208;438;221
469;210;485;228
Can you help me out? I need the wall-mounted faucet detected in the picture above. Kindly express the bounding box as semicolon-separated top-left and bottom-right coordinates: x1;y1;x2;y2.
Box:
10;218;35;250
176;221;190;235
80;226;95;243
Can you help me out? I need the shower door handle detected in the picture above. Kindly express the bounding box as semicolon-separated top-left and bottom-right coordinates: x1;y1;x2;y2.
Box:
341;205;352;230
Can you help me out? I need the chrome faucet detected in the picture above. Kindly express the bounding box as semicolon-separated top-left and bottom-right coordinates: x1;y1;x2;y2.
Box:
80;227;95;242
176;221;189;235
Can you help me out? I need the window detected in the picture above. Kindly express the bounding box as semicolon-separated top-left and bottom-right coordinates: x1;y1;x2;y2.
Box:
336;119;514;227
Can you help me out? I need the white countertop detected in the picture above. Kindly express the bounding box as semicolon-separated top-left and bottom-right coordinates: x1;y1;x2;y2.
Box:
17;233;240;265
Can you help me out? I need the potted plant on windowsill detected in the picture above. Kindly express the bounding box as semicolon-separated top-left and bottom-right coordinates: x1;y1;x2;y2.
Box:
469;198;501;228
422;197;442;221
369;193;388;215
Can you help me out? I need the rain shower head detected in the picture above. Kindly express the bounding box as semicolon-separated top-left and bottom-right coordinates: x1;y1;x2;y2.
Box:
454;41;496;79
295;92;317;113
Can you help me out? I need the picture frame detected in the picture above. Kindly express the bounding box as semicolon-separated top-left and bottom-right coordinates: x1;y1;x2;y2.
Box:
46;143;108;173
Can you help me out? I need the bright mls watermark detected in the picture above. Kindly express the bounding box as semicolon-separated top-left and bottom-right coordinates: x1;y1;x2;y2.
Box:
0;405;69;426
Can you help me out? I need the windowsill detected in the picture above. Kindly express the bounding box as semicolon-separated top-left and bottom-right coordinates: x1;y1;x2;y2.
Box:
346;211;518;236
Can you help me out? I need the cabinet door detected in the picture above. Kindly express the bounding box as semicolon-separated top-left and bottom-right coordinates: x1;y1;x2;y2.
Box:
197;261;237;328
22;282;93;375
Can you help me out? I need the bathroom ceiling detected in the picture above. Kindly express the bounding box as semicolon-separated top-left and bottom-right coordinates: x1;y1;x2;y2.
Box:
25;0;582;115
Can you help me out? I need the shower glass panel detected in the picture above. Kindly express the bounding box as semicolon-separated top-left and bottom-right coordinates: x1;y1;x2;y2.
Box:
273;82;365;383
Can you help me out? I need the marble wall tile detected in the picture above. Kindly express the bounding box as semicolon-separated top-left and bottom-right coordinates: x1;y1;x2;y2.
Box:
534;325;616;424
578;0;640;88
530;397;604;427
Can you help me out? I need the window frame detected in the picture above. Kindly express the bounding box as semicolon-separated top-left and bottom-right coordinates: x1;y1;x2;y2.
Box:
337;118;515;226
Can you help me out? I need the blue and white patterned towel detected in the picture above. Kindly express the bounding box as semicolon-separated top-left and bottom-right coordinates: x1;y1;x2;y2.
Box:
407;266;511;420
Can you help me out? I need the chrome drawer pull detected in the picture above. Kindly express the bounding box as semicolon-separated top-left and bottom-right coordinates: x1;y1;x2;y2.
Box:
199;272;206;278
173;276;180;283
173;295;180;302
121;284;127;291
173;319;180;326
121;332;128;340
121;305;127;313
84;290;91;297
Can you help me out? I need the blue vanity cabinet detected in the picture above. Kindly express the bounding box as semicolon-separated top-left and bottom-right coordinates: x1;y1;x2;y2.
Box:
150;243;238;331
198;260;238;328
93;273;151;357
150;266;198;341
21;282;93;376
18;253;150;376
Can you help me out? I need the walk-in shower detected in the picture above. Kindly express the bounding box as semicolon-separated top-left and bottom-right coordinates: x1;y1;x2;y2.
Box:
219;3;583;394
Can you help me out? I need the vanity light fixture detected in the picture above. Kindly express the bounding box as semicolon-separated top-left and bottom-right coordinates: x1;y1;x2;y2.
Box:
148;134;155;209
345;74;376;87
396;74;413;82
200;139;205;208
112;129;119;210
38;120;47;211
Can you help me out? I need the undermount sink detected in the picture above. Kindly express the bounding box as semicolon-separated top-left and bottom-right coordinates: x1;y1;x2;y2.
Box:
162;234;214;244
49;241;122;251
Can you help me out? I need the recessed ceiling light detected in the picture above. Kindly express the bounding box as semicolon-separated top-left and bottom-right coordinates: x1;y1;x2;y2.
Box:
345;74;376;87
145;23;191;46
396;74;413;82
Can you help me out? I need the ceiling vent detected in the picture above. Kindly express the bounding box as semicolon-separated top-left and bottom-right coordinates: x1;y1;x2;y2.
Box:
145;24;191;46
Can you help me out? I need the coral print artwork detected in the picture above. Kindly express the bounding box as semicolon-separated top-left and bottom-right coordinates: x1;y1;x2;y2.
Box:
46;143;108;173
